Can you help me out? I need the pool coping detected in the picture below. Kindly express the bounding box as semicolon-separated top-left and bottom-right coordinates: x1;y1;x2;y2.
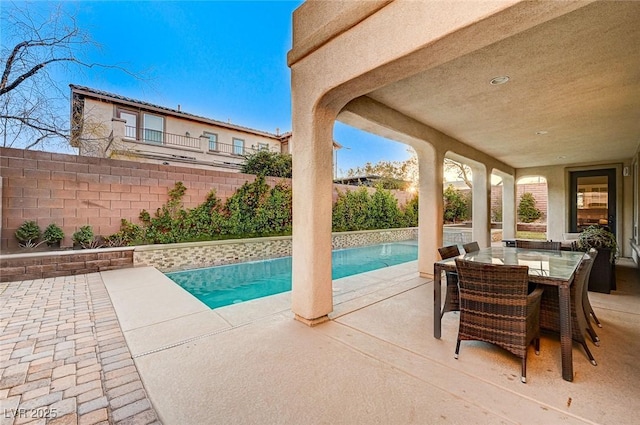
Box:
100;260;423;359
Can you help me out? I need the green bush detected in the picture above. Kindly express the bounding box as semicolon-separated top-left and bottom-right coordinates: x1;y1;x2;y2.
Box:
332;187;372;231
15;220;41;244
105;219;144;247
241;151;292;178
443;185;470;223
369;185;402;229
43;223;64;246
491;206;503;223
140;182;188;244
223;175;292;236
127;178;415;245
402;195;419;227
72;225;95;248
182;190;226;241
518;192;542;223
332;186;408;231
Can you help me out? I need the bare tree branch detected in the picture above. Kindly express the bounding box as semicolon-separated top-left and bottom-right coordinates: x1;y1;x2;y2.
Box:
0;2;142;150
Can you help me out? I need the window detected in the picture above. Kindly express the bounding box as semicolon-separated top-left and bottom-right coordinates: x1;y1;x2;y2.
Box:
232;138;244;155
205;132;218;151
258;143;269;151
143;113;164;144
119;110;138;139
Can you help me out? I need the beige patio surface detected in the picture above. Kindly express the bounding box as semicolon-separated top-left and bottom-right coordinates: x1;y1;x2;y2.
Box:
103;260;639;425
2;259;638;424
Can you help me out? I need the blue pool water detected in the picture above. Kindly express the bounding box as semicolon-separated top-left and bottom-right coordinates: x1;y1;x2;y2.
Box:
166;241;418;309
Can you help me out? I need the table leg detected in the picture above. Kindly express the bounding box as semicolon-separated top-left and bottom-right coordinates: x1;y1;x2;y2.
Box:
434;264;442;339
558;283;574;381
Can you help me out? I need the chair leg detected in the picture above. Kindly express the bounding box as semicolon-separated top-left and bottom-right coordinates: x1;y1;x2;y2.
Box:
534;338;540;355
586;323;601;346
454;340;461;359
581;341;597;366
521;355;527;383
590;310;603;328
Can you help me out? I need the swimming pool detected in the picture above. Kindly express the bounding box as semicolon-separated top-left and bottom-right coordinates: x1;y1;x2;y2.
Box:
166;241;418;309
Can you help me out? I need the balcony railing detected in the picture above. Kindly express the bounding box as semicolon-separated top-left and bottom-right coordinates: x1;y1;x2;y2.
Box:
124;126;264;156
208;141;260;156
125;126;200;149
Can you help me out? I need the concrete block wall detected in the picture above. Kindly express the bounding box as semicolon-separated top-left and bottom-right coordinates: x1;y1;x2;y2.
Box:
0;147;282;251
1;147;414;252
0;248;134;282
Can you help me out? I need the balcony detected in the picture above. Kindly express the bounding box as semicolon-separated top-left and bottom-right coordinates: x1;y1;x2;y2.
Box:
124;125;262;156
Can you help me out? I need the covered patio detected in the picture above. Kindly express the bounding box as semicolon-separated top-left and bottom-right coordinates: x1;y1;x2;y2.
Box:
287;0;640;326
3;261;638;424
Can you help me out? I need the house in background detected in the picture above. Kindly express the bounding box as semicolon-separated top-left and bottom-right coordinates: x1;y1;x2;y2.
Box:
69;85;291;172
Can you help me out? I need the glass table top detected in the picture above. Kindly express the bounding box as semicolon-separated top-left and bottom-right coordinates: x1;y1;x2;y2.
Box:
438;246;585;281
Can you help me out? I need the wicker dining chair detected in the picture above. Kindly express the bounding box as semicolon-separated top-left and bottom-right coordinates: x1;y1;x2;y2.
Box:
583;280;603;345
463;241;480;253
454;258;543;383
539;249;598;365
515;239;561;251
437;245;461;317
570;244;603;342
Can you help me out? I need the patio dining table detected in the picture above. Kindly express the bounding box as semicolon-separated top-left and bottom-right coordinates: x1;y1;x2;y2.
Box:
433;246;585;382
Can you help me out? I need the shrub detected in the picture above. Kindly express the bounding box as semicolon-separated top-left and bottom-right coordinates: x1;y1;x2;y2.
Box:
220;177;293;237
369;185;402;229
105;219;144;247
241;150;292;178
443;185;470;223
518;192;542;223
15;220;43;248
332;186;408;231
182;190;226;240
15;220;41;245
43;223;64;246
72;225;97;248
140;182;188;244
402;195;419;227
332;187;372;231
491;206;503;223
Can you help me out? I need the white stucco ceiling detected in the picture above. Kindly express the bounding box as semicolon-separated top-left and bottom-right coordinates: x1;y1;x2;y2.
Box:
365;1;640;169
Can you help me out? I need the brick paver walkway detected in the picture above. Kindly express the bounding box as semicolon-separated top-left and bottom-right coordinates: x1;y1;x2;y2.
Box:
0;274;160;425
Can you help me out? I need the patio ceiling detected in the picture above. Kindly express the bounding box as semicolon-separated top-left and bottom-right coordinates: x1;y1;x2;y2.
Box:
362;1;640;169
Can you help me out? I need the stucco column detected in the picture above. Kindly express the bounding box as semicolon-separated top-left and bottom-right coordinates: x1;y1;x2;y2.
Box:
290;98;335;326
501;174;516;239
471;164;491;246
108;117;127;157
544;168;565;241
416;145;443;278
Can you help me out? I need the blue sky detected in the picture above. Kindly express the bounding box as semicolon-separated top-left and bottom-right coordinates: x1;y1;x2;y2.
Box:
8;0;412;176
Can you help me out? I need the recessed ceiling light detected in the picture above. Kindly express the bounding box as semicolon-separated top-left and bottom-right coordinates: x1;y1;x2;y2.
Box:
489;76;510;85
535;130;548;135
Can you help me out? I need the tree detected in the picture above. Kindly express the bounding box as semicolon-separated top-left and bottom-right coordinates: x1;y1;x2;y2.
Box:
444;158;473;188
518;192;542;223
240;150;292;178
343;148;418;190
0;3;133;150
443;184;470;223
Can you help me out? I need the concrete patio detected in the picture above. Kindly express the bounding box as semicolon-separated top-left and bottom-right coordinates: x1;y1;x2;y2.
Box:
2;259;638;424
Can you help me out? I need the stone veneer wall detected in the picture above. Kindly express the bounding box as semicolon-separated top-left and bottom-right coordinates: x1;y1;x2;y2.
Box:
0;247;134;282
135;228;418;272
